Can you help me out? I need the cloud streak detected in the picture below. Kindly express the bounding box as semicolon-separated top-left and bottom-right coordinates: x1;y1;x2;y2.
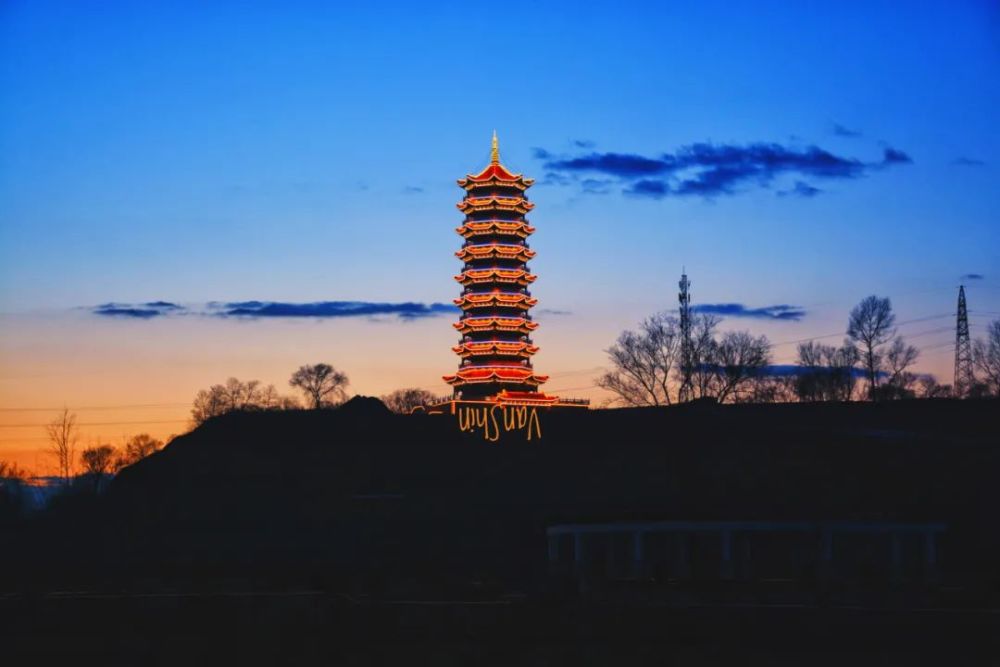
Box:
691;303;806;321
537;141;912;199
93;302;184;319
92;301;458;321
219;301;457;319
832;123;862;138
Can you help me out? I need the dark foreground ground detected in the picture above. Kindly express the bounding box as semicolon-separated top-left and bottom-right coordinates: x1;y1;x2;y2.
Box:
2;398;999;663
4;593;999;666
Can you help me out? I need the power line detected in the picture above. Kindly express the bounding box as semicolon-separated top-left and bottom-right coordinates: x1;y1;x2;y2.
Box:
771;313;954;349
0;403;189;412
0;419;189;429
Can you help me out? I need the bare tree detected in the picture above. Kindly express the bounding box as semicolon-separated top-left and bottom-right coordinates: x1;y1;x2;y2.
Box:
847;295;897;400
80;444;117;490
688;314;721;399
794;341;828;402
81;445;116;475
258;384;301;410
916;375;952;398
709;330;772;403
381;388;438;413
115;433;164;470
973;319;1000;396
191;377;292;425
597;313;680;406
0;460;30;516
46;408;79;485
795;339;860;402
289;363;350;409
878;337;920;399
0;461;29;481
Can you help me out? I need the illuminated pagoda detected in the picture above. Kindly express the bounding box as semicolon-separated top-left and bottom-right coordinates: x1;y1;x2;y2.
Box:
438;133;586;409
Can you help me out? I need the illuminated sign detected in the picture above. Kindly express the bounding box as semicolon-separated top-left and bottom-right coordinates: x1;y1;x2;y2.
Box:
456;404;542;442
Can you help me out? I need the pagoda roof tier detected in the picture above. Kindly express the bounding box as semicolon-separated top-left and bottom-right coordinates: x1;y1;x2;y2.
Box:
456;243;535;262
452;340;539;358
457;170;534;191
456;196;534;215
454;292;537;311
457;220;535;238
453;316;538;334
443;365;549;387
455;268;536;286
457;132;535;191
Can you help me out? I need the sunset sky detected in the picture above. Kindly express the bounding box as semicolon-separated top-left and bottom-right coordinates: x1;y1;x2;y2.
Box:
1;1;998;470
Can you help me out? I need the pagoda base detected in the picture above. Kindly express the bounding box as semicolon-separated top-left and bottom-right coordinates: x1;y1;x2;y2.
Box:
421;389;589;415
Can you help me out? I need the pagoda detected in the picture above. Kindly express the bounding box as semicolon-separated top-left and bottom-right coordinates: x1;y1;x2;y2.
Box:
440;133;578;408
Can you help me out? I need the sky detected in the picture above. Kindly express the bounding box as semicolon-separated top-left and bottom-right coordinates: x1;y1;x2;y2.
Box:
1;1;998;469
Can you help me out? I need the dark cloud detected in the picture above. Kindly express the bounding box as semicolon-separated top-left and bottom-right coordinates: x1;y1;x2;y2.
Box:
961;273;985;281
777;181;822;198
624;179;671;199
880;147;912;164
832;123;862;138
952;156;985;167
545;152;674;178
219;301;457;320
573;139;596;149
402;186;425;194
93;302;184;319
536;141;911;199
691;303;806;321
93;300;457;321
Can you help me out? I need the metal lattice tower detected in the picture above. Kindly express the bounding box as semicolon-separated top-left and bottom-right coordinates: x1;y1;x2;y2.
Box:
954;284;975;397
677;269;694;403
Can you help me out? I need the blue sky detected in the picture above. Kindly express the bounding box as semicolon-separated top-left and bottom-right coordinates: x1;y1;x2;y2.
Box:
0;1;998;461
1;0;997;312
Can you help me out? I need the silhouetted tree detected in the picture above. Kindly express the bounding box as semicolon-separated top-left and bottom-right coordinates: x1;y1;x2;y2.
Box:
847;295;897;400
916;375;952;398
382;388;437;413
0;461;30;518
191;378;292;424
688;314;721;399
45;408;78;485
878;337;920;399
81;445;116;475
258;384;301;410
973;319;1000;396
708;330;772;403
794;340;859;402
597;313;680;406
115;433;164;470
289;363;349;409
80;444;116;490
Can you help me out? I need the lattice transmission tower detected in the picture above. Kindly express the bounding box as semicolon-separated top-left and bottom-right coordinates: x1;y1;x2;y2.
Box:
954;284;975;397
677;269;694;403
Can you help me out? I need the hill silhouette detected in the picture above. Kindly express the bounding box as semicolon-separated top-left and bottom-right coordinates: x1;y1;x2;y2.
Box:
7;396;997;596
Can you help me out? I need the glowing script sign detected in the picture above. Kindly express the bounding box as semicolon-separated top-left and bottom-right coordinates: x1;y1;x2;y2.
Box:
456;404;542;442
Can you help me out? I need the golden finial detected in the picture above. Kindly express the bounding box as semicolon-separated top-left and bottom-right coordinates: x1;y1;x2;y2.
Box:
491;130;499;164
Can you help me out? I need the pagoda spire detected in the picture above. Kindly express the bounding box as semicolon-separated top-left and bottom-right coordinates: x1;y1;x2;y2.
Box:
491;130;499;164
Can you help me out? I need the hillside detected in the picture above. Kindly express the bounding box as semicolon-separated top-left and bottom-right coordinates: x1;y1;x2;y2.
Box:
6;397;997;595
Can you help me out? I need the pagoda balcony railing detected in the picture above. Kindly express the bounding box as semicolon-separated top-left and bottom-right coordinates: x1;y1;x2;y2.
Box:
556;397;591;405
